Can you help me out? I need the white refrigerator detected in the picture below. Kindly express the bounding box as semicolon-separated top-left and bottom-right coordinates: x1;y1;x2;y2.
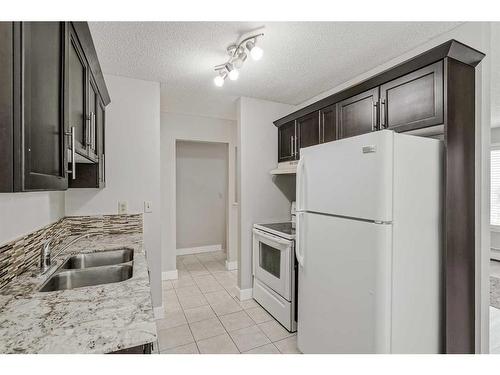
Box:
295;130;443;354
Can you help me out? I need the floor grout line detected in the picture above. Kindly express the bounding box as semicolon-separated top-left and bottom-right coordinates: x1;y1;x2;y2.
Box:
172;266;201;354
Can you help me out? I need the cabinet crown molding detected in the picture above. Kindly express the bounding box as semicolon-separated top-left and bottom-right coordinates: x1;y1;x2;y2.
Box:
273;39;485;128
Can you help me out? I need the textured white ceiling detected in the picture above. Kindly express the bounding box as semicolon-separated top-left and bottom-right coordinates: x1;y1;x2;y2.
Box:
89;22;463;120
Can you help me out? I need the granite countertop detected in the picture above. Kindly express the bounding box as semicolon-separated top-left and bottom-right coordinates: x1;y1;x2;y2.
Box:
0;233;157;354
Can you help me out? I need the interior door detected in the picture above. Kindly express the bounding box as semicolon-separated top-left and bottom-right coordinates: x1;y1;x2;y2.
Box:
22;22;67;190
380;61;443;132
296;211;392;353
297;112;320;157
338;87;379;139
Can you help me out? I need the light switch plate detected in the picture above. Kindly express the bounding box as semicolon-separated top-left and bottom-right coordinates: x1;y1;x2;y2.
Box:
118;201;128;214
144;201;153;213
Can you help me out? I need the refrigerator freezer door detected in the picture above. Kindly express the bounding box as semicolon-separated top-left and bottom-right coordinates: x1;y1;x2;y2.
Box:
296;130;394;222
296;212;392;354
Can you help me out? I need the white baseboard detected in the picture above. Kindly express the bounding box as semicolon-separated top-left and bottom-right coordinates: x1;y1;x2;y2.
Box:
225;260;238;271
238;287;253;301
162;270;178;280
153;305;165;319
177;244;223;256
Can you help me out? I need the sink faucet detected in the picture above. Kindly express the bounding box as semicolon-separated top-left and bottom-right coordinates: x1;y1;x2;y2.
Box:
39;233;98;275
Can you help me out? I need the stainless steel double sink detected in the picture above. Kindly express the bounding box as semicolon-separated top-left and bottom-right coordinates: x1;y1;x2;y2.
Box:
39;249;134;292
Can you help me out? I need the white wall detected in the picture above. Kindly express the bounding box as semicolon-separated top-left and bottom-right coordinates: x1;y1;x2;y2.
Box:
161;112;237;275
0;192;65;245
65;75;162;308
176;141;228;250
293;22;492;353
237;97;296;291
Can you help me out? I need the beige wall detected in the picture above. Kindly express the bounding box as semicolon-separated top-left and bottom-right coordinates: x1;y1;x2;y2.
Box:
237;97;296;292
0;192;65;245
65;75;162;308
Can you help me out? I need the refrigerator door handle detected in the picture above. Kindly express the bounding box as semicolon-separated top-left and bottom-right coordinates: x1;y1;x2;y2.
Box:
296;156;306;211
296;212;305;266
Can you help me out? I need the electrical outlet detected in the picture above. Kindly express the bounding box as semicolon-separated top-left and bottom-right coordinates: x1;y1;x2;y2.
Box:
118;201;128;214
144;201;153;213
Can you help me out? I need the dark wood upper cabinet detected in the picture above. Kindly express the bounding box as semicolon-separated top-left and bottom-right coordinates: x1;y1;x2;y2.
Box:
380;61;443;132
23;22;68;191
297;112;320;156
338;87;379;139
87;77;99;161
278;121;297;162
0;21;109;192
68;25;88;156
320;105;337;143
0;22;68;192
97;98;106;187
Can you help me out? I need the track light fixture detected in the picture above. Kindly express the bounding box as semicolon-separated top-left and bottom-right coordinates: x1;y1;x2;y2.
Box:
213;33;264;87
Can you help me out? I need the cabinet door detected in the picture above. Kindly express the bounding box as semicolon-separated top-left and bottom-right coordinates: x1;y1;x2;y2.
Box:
297;112;320;158
22;22;67;190
320;105;337;143
68;25;88;156
338;88;379;139
87;78;99;161
97;98;106;187
278;121;296;162
380;61;443;132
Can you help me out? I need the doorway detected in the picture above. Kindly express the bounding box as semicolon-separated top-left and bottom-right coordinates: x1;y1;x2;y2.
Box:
175;140;229;268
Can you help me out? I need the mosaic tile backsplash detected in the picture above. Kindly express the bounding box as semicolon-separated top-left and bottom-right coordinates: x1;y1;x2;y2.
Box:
0;214;143;291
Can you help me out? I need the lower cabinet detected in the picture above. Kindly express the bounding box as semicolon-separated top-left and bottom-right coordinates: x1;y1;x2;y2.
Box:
109;342;154;354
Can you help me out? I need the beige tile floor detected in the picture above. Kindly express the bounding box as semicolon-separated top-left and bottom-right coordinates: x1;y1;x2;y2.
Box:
155;250;300;354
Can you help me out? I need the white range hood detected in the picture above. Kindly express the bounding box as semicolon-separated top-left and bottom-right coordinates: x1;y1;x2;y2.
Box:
270;161;298;175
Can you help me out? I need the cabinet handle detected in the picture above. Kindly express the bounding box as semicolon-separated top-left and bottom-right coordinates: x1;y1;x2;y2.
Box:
102;153;105;183
65;126;76;180
380;99;386;129
372;101;378;131
92;112;96;151
86;115;91;146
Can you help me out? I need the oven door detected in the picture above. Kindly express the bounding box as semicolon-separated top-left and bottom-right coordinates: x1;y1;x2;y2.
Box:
252;228;292;300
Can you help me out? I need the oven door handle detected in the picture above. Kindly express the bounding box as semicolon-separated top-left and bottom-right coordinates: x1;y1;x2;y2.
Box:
295;212;305;267
253;229;292;247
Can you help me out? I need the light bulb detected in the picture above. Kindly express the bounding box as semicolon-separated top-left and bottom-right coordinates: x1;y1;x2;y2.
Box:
213;75;225;87
250;46;263;60
228;68;239;81
246;40;263;61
